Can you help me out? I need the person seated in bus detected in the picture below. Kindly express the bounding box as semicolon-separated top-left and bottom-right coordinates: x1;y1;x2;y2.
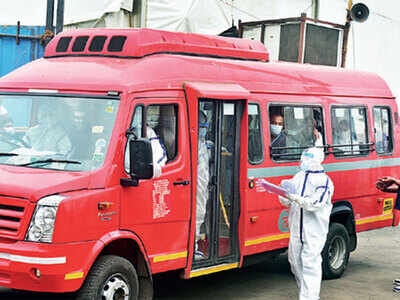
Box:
0;100;22;151
147;126;167;178
125;110;167;178
270;113;287;158
270;112;322;159
23;105;72;156
332;119;358;155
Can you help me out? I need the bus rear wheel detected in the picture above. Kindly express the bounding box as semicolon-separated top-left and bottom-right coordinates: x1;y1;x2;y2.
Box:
76;255;139;300
322;222;350;280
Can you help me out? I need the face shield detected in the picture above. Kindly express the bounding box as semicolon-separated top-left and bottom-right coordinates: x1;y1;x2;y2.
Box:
300;147;324;171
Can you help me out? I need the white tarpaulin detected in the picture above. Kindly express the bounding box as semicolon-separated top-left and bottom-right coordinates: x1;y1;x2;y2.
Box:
0;0;133;26
146;0;313;34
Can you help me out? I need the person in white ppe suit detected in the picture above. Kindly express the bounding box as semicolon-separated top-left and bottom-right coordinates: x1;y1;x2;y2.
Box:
195;110;210;259
279;147;334;300
24;105;72;155
147;126;167;178
125;111;167;178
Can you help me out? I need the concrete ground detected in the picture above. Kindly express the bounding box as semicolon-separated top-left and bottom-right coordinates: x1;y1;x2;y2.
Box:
1;226;399;299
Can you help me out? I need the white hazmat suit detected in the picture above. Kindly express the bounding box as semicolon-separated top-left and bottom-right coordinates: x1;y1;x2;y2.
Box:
147;127;167;178
195;111;210;258
279;147;334;300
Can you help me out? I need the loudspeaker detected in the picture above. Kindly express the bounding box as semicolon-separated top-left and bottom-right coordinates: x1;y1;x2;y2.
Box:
350;3;369;23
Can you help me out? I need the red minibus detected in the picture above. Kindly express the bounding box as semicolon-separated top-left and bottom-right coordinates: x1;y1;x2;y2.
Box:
0;28;397;299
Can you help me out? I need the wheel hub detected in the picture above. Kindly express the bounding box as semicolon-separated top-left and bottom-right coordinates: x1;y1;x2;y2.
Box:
102;275;130;300
328;235;346;270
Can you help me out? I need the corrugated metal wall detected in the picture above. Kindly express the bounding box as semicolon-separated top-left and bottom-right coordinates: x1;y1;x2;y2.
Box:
0;25;45;77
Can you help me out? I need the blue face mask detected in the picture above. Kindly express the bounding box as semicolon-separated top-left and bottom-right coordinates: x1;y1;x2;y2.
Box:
199;122;208;139
199;128;207;138
270;124;282;136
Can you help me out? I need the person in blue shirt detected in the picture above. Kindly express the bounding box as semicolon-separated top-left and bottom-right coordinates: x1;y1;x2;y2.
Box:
376;176;400;292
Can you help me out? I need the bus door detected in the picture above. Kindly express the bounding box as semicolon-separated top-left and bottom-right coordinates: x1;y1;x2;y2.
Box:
192;98;244;271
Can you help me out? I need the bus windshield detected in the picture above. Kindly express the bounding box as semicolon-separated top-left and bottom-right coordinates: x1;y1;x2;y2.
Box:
0;94;119;171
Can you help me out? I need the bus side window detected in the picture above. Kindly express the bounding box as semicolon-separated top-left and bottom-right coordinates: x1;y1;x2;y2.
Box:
248;103;264;164
373;106;393;154
269;105;324;161
331;107;369;157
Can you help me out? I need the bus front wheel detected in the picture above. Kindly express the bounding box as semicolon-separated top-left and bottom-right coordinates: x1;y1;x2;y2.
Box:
76;255;139;300
322;222;350;280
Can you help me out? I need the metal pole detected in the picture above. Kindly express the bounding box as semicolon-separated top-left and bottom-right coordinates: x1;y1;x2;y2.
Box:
341;0;353;68
56;0;65;34
46;0;55;32
298;13;307;63
312;0;319;19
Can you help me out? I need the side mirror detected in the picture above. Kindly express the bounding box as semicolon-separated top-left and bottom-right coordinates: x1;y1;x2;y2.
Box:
130;138;153;179
121;138;153;187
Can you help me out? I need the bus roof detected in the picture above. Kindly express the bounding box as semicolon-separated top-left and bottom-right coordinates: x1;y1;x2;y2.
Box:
0;29;393;99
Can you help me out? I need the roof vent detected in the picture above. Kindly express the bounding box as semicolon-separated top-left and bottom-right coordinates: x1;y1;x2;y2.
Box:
45;28;269;62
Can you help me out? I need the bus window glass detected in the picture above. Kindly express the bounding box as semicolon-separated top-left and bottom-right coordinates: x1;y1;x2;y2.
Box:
0;95;119;171
373;107;393;154
248;104;263;164
332;107;369;157
269;105;324;161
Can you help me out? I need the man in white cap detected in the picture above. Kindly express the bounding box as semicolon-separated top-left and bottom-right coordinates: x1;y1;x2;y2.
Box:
278;147;334;300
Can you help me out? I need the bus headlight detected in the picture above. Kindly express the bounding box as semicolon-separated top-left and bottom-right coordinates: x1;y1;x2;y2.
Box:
25;195;66;243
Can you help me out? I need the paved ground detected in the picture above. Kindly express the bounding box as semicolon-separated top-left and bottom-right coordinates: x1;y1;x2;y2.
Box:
1;226;399;299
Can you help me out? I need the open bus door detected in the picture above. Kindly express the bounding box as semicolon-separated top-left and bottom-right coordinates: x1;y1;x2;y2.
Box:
183;82;250;278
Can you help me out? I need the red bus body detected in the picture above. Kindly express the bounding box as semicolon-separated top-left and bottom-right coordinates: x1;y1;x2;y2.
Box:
0;28;397;297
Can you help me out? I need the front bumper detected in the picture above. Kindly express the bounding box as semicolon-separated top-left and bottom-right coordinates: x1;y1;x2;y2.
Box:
0;238;99;293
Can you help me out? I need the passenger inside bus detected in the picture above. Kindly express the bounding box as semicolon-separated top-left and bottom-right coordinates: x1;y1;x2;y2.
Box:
0;99;20;151
125;105;169;178
269;106;323;160
270;113;287;157
195;109;211;259
23;104;72;156
332;119;353;155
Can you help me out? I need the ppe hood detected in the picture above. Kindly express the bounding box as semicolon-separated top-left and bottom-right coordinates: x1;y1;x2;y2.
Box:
0;165;91;201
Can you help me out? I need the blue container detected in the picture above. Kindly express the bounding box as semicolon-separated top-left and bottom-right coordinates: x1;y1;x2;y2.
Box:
0;25;45;77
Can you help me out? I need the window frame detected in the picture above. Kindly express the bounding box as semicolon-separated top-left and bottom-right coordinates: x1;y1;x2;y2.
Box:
267;103;326;163
248;102;264;165
373;105;394;156
330;104;371;159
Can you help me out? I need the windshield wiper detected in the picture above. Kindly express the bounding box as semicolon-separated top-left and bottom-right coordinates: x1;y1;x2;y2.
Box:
0;153;19;157
19;158;82;167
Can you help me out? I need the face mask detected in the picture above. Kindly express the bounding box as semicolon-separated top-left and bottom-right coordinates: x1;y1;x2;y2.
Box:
270;124;282;136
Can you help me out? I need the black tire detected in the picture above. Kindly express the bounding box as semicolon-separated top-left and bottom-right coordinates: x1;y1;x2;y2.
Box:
76;255;139;300
322;222;350;280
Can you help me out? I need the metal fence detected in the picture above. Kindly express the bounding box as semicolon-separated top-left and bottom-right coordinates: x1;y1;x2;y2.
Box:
0;24;45;77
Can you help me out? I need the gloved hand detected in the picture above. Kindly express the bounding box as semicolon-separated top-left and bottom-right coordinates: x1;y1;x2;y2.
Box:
278;195;291;207
286;193;306;206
